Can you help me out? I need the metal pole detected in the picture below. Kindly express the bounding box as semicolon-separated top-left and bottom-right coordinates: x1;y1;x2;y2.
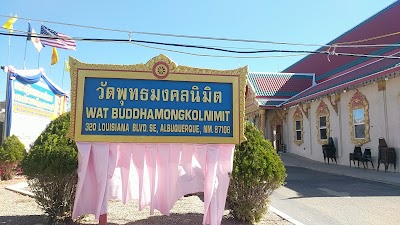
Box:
38;51;41;68
2;36;11;144
23;41;28;69
62;58;65;89
7;36;10;65
3;71;10;142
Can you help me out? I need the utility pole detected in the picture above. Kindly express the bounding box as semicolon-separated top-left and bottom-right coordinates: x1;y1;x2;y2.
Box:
1;66;9;143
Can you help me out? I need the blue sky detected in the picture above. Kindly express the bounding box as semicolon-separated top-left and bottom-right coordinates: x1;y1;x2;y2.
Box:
0;0;396;101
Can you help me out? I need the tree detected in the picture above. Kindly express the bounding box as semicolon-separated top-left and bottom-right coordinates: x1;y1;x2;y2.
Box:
0;135;26;180
226;122;287;223
22;112;78;224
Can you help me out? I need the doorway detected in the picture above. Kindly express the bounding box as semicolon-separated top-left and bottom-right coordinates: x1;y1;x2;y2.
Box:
276;125;283;152
272;125;283;152
270;113;284;152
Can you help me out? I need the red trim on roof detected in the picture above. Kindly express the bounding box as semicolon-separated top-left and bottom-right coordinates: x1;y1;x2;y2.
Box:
283;2;400;80
318;49;400;83
255;96;288;100
283;66;400;107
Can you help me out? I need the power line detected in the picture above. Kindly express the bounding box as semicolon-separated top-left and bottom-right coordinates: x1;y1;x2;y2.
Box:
2;30;321;54
2;31;400;60
0;14;330;47
3;29;312;59
0;27;318;52
131;42;311;59
3;14;400;49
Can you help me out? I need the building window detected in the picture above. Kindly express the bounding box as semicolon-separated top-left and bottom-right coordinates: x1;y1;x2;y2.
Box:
353;108;365;139
348;89;370;145
293;107;304;146
319;116;327;140
295;120;301;140
316;100;330;145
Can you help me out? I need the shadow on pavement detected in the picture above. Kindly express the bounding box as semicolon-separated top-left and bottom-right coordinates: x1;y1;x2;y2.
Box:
0;215;47;225
283;166;400;198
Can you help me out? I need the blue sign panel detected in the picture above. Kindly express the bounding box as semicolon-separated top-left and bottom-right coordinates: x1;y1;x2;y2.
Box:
13;80;55;112
81;77;233;138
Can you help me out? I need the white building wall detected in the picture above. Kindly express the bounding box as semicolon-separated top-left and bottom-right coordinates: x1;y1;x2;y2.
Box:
283;78;399;172
310;98;342;163
363;85;386;155
339;90;352;164
385;77;400;170
303;110;311;158
327;101;341;159
303;104;318;161
339;86;380;164
286;107;296;154
283;118;289;152
285;107;310;158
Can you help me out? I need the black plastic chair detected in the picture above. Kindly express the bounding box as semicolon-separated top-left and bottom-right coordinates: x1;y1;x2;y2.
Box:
377;138;397;172
322;137;337;164
362;148;374;169
349;146;363;168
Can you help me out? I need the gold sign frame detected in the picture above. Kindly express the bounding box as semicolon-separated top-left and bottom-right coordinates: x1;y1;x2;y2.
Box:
68;54;247;144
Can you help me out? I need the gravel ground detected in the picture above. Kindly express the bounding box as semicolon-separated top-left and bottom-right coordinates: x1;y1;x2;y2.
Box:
0;177;292;225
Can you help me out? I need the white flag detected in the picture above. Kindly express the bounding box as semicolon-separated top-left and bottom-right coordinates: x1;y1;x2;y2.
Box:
30;28;43;52
28;22;42;52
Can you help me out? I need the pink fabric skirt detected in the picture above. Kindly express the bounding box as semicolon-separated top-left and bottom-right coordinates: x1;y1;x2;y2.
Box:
72;142;234;225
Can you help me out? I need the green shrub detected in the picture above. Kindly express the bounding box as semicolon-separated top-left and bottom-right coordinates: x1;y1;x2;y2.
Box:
226;122;286;223
0;135;26;180
22;112;78;224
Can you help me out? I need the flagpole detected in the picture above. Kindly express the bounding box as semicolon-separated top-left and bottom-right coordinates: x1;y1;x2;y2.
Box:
62;57;65;89
4;14;17;66
7;36;10;65
23;38;28;70
3;69;11;141
23;21;30;69
38;52;40;68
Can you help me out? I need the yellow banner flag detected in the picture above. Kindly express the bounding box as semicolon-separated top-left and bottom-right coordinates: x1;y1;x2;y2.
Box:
51;47;59;65
64;60;70;72
2;15;18;34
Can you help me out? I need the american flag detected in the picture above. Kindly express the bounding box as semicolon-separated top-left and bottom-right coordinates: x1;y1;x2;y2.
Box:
40;25;76;50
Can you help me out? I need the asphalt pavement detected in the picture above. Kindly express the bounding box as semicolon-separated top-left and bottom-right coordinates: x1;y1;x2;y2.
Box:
272;153;400;225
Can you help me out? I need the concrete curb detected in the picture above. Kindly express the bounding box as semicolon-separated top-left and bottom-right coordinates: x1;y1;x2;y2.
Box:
5;182;34;197
269;206;304;225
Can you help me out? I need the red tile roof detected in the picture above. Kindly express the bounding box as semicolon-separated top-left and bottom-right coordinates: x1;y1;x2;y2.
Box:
247;72;314;107
277;1;400;107
283;1;400;83
283;48;400;106
248;73;314;98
